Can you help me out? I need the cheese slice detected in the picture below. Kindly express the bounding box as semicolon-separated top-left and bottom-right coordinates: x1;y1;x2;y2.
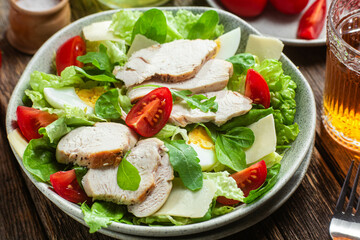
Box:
245;114;277;164
245;34;284;61
153;178;216;218
83;21;122;42
7;129;28;159
127;34;158;58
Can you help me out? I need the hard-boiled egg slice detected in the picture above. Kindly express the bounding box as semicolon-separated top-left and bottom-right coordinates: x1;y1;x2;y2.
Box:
215;27;241;60
188;126;217;171
44;87;94;114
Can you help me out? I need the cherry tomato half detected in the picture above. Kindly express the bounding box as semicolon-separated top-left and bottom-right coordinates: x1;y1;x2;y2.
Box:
50;169;91;204
55;35;86;75
270;0;309;15
125;87;173;137
220;0;268;18
217;160;268;205
16;106;58;141
245;69;271;108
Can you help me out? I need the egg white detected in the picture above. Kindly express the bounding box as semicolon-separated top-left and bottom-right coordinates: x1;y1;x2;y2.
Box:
189;142;216;171
44;87;94;114
216;27;241;60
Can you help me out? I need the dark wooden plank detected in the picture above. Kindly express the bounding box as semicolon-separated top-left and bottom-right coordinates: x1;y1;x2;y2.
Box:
0;1;48;239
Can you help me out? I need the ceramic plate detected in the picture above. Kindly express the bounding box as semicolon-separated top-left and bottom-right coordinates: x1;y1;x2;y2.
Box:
207;0;328;46
6;7;316;238
69;141;314;239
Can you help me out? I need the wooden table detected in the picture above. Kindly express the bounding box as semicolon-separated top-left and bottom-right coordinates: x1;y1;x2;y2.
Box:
1;1;359;239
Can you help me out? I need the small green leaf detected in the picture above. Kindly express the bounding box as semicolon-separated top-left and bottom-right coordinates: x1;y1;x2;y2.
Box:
74;67;117;82
117;151;141;191
132;9;167;43
164;140;203;191
187;10;219;40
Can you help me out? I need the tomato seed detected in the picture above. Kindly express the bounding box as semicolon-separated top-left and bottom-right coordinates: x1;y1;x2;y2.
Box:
158;109;163;113
247;179;252;184
155;114;160;119
251;175;257;179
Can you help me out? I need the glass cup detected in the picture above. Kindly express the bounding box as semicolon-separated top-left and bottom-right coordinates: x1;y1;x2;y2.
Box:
323;0;360;152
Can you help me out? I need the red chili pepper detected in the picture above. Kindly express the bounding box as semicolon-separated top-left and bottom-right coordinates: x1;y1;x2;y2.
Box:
297;0;326;40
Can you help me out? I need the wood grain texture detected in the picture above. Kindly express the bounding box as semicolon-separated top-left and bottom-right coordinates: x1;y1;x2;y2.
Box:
0;0;358;239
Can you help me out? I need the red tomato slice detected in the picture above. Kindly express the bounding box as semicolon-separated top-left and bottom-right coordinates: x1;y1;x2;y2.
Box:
245;69;271;108
16;106;58;141
125;87;173;137
297;0;326;40
270;0;309;15
50;169;91;204
220;0;267;17
56;35;86;75
217;160;268;205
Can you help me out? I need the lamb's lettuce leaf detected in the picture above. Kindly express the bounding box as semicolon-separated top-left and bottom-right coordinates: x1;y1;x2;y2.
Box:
131;8;167;44
187;10;220;40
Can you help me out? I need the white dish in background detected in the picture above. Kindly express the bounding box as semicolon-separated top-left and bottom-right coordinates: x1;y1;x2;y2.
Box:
6;7;316;238
207;0;327;46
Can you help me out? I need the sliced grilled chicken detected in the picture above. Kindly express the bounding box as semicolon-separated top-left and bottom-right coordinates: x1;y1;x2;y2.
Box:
56;122;138;168
82;139;173;210
115;39;218;87
169;90;252;127
127;59;233;102
128;148;173;217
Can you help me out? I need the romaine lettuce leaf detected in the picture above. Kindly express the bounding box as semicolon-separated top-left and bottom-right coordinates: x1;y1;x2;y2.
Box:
109;10;143;45
81;201;127;233
23;137;65;182
203;171;244;201
253;59;299;145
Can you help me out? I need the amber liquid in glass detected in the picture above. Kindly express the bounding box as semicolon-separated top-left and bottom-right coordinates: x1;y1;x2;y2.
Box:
323;12;360;151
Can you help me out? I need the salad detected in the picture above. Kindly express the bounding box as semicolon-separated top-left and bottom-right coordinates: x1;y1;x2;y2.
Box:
9;9;299;233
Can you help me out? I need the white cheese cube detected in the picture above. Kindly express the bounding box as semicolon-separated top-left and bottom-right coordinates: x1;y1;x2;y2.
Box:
245;114;277;164
245;34;284;61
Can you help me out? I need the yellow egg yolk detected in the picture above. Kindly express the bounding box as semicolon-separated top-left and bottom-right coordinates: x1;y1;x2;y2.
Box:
213;39;221;59
188;126;214;150
75;87;107;108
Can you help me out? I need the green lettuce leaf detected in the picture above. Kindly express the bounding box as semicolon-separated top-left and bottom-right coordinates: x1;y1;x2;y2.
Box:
154;124;188;141
215;127;254;171
253;59;299;145
95;89;122;120
131;8;167;43
226;53;256;92
29;67;84;93
244;163;281;204
164;140;203;191
203;171;244;201
81;201;127;233
171;90;218;113
109;10;143;45
187;10;220;40
23;137;65;182
117;151;140;191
